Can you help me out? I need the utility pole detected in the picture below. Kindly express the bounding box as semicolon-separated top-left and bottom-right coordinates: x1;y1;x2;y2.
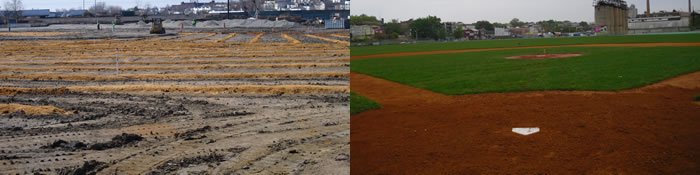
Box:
227;0;230;19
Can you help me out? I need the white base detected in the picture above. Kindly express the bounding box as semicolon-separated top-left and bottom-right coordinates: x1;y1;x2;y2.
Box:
512;127;540;136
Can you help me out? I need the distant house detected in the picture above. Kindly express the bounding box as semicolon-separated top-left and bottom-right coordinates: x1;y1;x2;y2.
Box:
351;25;376;40
21;9;50;18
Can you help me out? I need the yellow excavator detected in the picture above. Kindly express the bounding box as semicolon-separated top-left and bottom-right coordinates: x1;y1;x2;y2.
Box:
114;15;123;25
150;18;166;34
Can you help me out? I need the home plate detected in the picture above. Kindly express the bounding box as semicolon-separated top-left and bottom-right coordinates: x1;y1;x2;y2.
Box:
512;127;540;136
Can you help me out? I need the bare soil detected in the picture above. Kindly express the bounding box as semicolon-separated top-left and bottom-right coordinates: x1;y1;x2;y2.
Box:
0;30;350;174
350;71;700;174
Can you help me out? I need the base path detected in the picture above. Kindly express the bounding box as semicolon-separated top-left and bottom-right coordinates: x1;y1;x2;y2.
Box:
351;72;700;174
351;42;700;60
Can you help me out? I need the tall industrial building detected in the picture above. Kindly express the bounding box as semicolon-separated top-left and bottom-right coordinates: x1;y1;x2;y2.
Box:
594;0;629;35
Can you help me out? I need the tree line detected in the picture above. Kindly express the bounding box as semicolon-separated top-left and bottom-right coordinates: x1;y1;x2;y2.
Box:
351;14;595;40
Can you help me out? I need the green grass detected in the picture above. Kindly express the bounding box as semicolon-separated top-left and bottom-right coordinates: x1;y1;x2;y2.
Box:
351;33;700;56
351;92;381;115
695;95;700;101
351;47;700;95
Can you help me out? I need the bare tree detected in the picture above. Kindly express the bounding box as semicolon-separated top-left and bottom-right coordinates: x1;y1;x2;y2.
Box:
89;2;107;16
107;5;122;16
4;0;23;18
242;0;263;18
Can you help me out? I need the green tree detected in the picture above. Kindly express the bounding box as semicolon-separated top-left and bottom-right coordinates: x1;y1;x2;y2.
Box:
510;18;525;28
383;19;406;38
438;28;447;40
350;14;381;25
475;20;494;31
409;16;442;40
453;25;464;39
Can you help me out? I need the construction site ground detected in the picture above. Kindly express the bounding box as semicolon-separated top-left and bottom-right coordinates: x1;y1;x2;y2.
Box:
0;29;350;174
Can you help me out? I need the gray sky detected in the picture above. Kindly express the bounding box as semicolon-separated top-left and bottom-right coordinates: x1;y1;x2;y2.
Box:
352;0;699;23
9;0;203;10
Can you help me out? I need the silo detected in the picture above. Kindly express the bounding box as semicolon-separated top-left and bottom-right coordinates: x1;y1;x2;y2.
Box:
594;0;629;35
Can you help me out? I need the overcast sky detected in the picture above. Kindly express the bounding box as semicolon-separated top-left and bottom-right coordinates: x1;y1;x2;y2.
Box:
352;0;699;23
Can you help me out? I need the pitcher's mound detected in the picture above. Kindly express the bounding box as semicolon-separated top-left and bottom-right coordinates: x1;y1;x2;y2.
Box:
506;54;582;60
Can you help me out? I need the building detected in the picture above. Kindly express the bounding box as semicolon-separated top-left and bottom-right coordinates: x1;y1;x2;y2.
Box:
21;9;50;18
628;4;638;18
351;25;376;40
494;27;511;37
628;11;691;34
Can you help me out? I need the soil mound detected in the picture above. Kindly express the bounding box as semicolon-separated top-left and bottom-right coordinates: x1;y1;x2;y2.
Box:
0;103;73;115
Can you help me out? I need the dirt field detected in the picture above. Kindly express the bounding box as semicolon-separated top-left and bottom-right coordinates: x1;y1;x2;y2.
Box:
351;69;700;174
0;30;350;174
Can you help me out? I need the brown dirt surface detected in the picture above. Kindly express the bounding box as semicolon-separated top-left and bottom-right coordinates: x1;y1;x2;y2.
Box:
0;84;349;95
351;42;700;60
506;53;583;59
0;31;349;174
350;71;700;174
0;103;73;115
0;32;75;37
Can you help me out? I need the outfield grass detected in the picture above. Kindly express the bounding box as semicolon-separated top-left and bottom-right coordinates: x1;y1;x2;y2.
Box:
351;92;381;115
351;33;700;56
351;47;700;95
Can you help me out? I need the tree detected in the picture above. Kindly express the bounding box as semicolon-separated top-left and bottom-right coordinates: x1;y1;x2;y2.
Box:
453;25;464;39
4;0;23;18
409;15;442;40
350;14;381;25
510;18;526;28
107;6;123;16
89;2;107;16
383;19;406;38
438;28;447;40
475;20;494;31
242;0;263;18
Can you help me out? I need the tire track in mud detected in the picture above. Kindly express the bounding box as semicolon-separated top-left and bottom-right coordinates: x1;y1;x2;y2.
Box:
0;63;349;72
0;32;350;174
0;58;349;66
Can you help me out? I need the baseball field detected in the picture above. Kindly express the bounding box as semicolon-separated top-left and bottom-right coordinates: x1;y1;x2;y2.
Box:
350;33;700;174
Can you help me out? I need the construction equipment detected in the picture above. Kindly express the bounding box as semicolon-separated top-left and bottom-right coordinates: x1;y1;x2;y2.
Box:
150;18;166;34
114;15;123;25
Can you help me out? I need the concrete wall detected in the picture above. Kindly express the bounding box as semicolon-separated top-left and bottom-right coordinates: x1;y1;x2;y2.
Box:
628;18;690;34
595;5;628;35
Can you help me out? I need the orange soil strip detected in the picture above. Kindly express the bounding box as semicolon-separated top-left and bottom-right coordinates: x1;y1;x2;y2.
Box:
249;33;264;43
182;33;218;42
505;53;583;59
0;32;75;37
216;33;237;42
0;85;349;95
329;34;350;38
0;63;348;71
305;34;350;45
351;42;700;60
350;71;700;174
0;58;349;66
0;103;73;115
0;72;348;81
283;34;301;44
164;33;195;41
